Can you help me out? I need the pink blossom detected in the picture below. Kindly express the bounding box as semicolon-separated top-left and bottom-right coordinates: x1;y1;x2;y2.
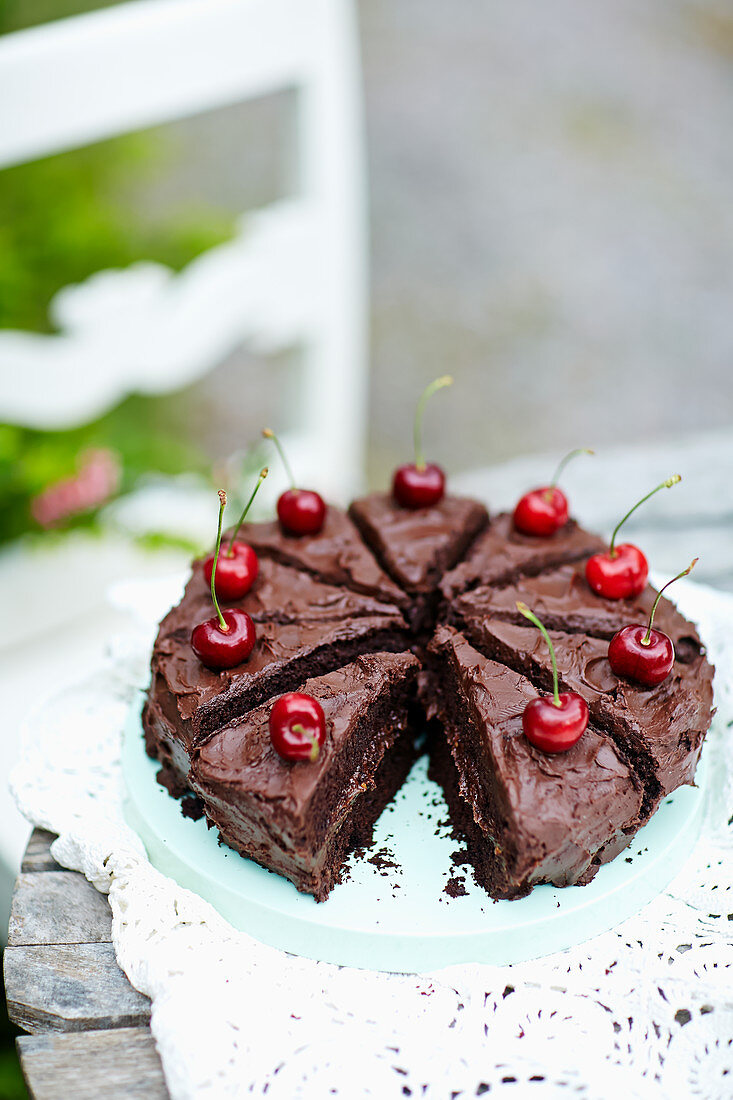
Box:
31;449;122;528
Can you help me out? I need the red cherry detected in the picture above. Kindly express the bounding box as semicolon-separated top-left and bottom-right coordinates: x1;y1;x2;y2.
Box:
276;488;326;536
586;475;681;601
606;558;697;686
608;625;674;687
513;487;568;536
262;429;326;536
585;542;648;600
269;692;326;763
191;608;256;671
512;449;593;538
522;692;589;753
516;599;588;752
204;541;258;600
392;462;446;509
192;489;257;669
202;467;268;596
392;375;453;510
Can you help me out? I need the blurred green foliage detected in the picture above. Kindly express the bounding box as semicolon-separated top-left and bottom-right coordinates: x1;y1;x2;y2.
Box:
0;398;212;544
0;0;121;35
0;0;238;547
0;130;233;334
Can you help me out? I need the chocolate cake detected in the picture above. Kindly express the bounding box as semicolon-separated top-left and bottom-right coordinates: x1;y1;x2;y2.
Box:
449;560;700;643
424;627;644;898
143;497;714;902
240;506;408;612
190;653;419;900
448;615;713;817
143;555;409;795
440;512;606;599
349;492;488;631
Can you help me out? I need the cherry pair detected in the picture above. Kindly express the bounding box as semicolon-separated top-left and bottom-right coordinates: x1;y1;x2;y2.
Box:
514;449;682;604
192;490;258;670
518;554;697;752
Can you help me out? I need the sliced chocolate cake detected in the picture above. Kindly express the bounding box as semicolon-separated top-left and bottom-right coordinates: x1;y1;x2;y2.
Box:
143;556;409;794
424;627;644;898
190;653;419;901
451;615;714;816
451;560;700;646
349;492;488;630
440;512;606;600
143;485;714;905
239;505;408;612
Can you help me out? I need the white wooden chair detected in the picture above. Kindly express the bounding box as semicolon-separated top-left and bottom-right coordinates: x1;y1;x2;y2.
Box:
0;0;368;502
0;0;369;905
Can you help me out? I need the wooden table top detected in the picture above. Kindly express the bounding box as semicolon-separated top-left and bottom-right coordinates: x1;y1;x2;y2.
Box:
4;829;168;1100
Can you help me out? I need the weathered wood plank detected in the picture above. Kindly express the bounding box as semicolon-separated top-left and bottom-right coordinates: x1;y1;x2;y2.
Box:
21;830;60;873
17;1027;168;1100
4;943;151;1033
9;872;113;947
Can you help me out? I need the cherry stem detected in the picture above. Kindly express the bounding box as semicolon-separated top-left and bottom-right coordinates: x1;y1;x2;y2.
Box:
226;467;268;556
609;474;681;557
291;723;320;763
414;375;453;471
549;447;594;490
262;429;296;489
517;601;561;707
210;490;229;632
642;558;698;645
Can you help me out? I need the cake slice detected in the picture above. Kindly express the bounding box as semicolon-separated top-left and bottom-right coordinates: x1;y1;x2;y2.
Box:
425;626;644;899
190;652;420;900
450;560;702;649
143;558;409;793
439;511;605;600
238;505;408;612
349;492;488;631
450;615;714;816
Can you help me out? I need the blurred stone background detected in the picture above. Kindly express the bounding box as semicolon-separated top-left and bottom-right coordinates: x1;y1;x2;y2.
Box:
362;0;733;482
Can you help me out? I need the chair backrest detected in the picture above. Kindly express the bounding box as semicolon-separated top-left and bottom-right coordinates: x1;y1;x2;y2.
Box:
0;0;368;501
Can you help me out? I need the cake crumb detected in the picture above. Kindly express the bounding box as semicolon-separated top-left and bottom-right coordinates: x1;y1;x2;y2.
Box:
444;875;468;898
181;794;204;821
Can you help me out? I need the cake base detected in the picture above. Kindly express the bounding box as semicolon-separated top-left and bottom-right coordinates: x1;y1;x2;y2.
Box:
122;694;707;973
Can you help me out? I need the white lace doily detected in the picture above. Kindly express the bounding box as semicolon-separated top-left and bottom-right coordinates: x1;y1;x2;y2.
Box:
11;577;733;1100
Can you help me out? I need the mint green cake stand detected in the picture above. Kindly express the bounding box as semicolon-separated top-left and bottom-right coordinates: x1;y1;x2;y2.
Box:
122;695;706;973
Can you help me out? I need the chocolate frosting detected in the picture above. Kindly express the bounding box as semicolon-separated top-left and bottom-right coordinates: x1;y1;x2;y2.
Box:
428;626;644;891
146;556;408;748
453;615;714;803
348;492;488;593
453;560;702;647
238;505;408;610
440;512;606;599
194;652;418;818
166;555;406;629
